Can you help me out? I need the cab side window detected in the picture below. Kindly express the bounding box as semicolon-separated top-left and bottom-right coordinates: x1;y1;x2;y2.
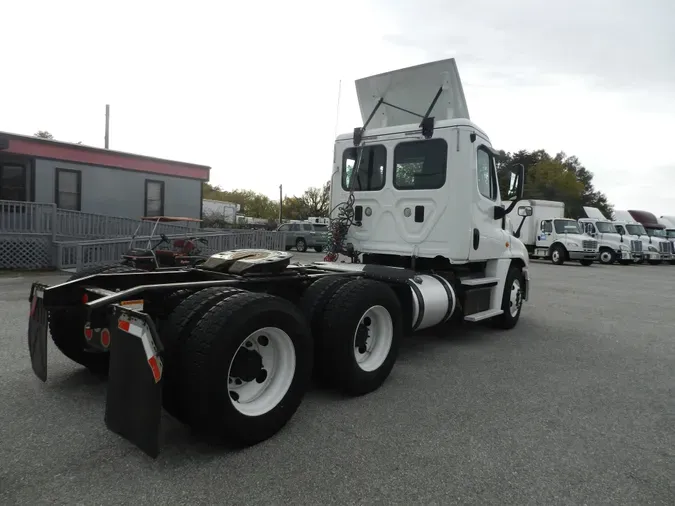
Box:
541;220;553;233
476;147;498;201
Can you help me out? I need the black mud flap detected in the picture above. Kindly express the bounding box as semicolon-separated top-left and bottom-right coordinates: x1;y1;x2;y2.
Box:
104;306;164;459
28;283;49;382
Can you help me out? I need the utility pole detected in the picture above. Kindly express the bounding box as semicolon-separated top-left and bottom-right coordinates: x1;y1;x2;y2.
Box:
279;184;283;223
104;104;110;149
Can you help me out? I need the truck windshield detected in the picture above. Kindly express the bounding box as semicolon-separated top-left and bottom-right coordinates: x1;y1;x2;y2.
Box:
647;228;666;237
626;224;647;236
667;230;675;239
596;221;616;233
554;219;581;234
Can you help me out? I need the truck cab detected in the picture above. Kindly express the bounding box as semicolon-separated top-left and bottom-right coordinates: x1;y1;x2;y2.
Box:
326;58;530;326
612;219;659;264
578;206;641;265
614;210;673;265
510;199;598;265
658;216;675;264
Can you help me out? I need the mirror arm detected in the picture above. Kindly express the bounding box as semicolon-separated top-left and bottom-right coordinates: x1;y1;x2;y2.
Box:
503;198;519;215
514;216;527;238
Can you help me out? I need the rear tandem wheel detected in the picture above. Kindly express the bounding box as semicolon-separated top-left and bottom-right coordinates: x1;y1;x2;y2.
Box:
318;278;403;396
175;291;313;447
47;264;142;374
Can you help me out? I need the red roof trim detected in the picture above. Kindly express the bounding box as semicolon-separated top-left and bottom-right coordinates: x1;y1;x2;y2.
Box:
1;133;210;181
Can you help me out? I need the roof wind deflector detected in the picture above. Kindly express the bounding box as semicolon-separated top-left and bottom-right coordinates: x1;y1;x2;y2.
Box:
352;58;469;145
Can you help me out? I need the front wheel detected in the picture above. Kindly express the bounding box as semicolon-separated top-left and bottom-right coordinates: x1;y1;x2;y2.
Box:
491;265;524;330
579;259;594;266
598;248;615;265
550;244;565;265
296;238;307;252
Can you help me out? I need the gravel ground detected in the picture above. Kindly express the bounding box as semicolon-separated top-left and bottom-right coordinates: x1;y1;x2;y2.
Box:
0;259;673;505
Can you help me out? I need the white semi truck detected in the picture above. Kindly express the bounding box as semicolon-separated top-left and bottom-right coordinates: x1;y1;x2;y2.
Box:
613;210;671;265
510;199;598;265
25;58;532;458
578;206;642;265
658;216;675;264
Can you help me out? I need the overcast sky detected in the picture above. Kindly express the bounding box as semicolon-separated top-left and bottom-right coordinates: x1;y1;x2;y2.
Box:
2;0;674;215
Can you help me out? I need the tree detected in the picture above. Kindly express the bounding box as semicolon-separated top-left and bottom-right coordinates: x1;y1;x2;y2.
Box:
496;149;613;220
300;182;330;217
34;130;54;139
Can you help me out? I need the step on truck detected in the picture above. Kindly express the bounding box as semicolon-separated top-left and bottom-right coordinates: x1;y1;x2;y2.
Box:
613;210;672;265
510;199;598;265
578;206;642;265
26;58;530;458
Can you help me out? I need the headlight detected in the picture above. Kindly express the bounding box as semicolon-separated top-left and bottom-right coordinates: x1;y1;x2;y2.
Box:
567;242;579;248
648;245;658;252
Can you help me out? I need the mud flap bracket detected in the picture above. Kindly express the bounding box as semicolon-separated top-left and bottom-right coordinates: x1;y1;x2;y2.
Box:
105;305;164;459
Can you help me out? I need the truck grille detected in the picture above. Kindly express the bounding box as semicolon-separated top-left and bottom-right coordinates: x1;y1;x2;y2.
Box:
630;240;642;252
582;240;598;250
659;241;672;254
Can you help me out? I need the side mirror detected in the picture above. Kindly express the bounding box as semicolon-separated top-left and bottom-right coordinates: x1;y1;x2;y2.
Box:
495;163;526;220
517;206;533;217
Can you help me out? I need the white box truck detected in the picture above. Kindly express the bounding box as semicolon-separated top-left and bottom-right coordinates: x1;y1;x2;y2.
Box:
578;206;642;265
511;199;598;265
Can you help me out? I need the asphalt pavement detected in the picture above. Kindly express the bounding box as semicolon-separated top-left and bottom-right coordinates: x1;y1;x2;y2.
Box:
0;257;673;505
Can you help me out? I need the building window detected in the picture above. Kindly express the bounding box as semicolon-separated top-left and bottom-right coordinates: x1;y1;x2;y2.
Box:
476;146;498;201
55;168;82;210
393;139;448;190
342;145;386;191
145;180;165;217
0;164;28;201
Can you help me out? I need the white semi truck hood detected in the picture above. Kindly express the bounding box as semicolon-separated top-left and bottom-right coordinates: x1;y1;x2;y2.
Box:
558;233;593;249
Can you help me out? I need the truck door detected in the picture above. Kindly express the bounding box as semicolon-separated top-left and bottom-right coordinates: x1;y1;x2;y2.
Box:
537;220;553;250
469;144;508;261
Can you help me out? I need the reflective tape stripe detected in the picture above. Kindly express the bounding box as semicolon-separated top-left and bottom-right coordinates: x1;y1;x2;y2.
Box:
117;315;163;383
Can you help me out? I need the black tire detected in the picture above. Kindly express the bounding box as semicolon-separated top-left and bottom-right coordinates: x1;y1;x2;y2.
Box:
319;278;402;396
598;248;615;265
490;265;525;330
299;275;357;383
159;289;197;319
648;260;662;265
579;259;594;266
296;238;307;252
550;244;565;265
314;246;324;253
161;287;244;420
179;291;313;447
48;264;141;374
